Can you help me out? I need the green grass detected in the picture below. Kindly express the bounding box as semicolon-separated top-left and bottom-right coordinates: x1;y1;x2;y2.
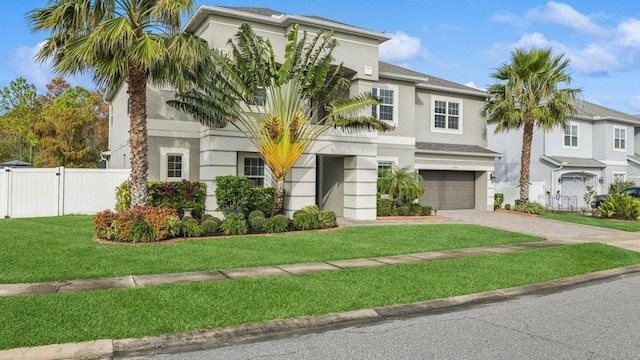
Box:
541;212;640;231
0;243;638;350
0;216;542;284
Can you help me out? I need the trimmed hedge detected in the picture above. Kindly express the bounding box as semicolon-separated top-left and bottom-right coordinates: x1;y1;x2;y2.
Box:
115;180;206;218
94;206;181;242
215;175;276;217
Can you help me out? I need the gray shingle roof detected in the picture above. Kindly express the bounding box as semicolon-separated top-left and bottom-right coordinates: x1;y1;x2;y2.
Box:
220;6;283;17
378;61;485;94
541;155;605;168
415;142;499;155
572;99;638;122
627;154;640;164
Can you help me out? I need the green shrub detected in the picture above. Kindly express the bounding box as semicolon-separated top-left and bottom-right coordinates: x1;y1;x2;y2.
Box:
504;204;511;210
200;220;219;235
301;205;320;218
93;206;180;242
318;210;337;228
248;210;265;221
181;217;203;237
215;176;251;216
494;193;504;210
513;202;546;215
248;187;276;217
376;195;393;216
93;209;116;239
599;194;640;220
249;216;267;231
292;209;306;219
293;211;319;230
130;220;156;242
200;214;213;222
221;213;248;235
396;205;411;216
377;167;424;204
181;215;193;221
409;203;431;216
115;180;206;218
609;180;636;194
263;215;290;233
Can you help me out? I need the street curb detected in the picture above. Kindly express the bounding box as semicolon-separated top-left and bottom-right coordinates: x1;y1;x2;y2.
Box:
2;264;640;360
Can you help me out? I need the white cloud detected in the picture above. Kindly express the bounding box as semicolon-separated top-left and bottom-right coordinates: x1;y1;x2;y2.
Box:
526;1;607;36
464;81;485;91
379;31;427;63
492;12;525;27
617;19;640;47
6;42;51;89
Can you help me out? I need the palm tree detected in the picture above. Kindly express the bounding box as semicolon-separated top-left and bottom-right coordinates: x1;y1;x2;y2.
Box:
484;48;581;204
377;167;424;206
27;0;213;207
169;24;391;214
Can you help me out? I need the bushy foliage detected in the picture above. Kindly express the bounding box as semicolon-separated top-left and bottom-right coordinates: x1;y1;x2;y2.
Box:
115;180;206;217
376;195;394;216
248;210;265;221
494;193;504;210
513;202;546;215
180;217;203;237
301;205;320;219
504;204;511;210
247;187;276;217
263;215;290;233
599;194;640;220
609;180;636;195
200;219;219;235
377;167;424;204
249;216;267;231
292;209;306;219
396;205;411;216
221;213;248;235
200;214;213;222
318;210;337;228
215;176;251;215
409;203;431;216
293;211;319;230
94;206;180;242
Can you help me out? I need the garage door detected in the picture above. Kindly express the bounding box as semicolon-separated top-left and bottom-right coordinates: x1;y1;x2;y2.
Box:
420;170;475;210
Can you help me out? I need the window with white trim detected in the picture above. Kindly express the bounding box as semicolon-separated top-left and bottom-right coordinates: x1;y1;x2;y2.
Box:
613;172;626;182
614;126;626;151
372;87;396;124
160;147;190;181
431;97;463;134
563;123;578;148
244;157;265;187
377;161;394;177
246;88;267;107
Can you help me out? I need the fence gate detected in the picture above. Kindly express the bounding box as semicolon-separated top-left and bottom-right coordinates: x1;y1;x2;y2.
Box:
0;167;129;218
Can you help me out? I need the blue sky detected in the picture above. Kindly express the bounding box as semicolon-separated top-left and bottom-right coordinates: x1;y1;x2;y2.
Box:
2;1;640;113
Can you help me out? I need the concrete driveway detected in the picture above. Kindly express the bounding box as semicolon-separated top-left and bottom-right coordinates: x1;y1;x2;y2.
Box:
439;210;640;252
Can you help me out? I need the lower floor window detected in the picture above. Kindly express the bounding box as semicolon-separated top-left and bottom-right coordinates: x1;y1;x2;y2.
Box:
160;147;190;181
378;161;394;177
167;154;183;178
244;157;265;186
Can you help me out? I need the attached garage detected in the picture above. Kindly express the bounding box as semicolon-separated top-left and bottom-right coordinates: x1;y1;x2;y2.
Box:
420;170;475;210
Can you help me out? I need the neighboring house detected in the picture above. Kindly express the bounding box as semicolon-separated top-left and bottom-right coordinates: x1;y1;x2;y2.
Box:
105;6;497;219
488;99;640;210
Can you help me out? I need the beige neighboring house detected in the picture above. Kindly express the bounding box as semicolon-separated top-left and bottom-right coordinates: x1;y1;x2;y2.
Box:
105;6;498;219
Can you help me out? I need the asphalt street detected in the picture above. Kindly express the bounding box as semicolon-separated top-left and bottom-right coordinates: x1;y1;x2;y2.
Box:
145;272;640;360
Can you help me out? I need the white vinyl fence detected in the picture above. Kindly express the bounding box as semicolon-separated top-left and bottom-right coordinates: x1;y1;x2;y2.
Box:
0;167;129;218
494;182;547;207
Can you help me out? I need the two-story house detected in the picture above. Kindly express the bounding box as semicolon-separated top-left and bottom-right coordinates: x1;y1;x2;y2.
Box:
105;6;497;219
488;99;640;209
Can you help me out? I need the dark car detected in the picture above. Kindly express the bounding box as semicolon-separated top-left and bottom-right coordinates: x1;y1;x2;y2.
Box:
591;187;640;208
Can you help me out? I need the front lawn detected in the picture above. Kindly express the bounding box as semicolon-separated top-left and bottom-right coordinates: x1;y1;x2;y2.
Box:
541;212;640;231
0;216;542;283
0;243;637;350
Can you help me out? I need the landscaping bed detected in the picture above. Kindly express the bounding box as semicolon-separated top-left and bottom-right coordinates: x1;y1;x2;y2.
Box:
0;243;638;350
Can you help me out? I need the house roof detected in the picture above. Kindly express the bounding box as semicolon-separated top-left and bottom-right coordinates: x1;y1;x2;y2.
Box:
541;155;606;168
415;142;500;157
572;99;640;124
627;154;640;165
0;160;32;167
185;6;391;43
378;61;487;97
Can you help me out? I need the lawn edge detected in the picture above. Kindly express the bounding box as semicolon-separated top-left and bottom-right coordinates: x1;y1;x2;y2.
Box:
3;263;640;360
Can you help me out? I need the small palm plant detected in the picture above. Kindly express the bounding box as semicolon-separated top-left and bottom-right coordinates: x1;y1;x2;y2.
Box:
377;167;424;206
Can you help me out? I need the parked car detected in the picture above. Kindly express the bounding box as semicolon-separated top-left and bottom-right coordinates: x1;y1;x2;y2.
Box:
591;187;640;208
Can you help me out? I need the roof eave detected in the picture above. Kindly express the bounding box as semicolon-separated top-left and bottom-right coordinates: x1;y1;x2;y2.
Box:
185;6;391;42
416;82;487;98
415;149;501;158
627;156;640;166
540;155;605;168
572;115;640;125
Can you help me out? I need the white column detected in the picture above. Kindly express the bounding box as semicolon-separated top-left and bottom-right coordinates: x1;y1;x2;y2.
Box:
343;155;377;220
284;154;316;217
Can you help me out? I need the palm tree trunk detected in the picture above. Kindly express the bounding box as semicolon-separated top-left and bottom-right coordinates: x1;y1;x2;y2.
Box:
519;116;534;204
274;177;285;215
128;64;149;208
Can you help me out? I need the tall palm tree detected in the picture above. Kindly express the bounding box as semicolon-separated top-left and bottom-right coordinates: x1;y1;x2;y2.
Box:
27;0;213;207
169;24;391;214
484;48;581;204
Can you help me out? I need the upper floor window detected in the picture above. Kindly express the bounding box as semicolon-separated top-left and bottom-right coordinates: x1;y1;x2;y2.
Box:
614;126;626;151
246;88;267;107
431;97;463;134
244;156;265;187
372;86;397;125
563;123;578;148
